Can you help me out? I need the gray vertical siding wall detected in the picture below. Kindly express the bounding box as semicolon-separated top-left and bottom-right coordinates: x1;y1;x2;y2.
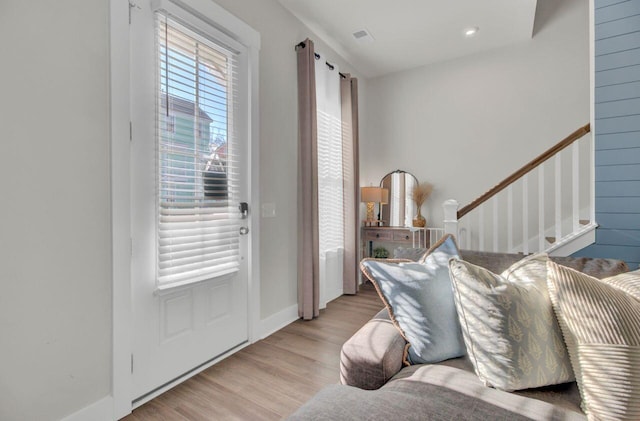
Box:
578;0;640;268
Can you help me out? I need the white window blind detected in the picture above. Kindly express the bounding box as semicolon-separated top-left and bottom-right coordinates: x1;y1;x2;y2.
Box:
314;52;344;306
156;13;240;288
315;54;344;256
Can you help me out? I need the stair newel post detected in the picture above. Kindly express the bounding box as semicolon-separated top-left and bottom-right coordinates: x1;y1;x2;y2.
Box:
443;199;459;241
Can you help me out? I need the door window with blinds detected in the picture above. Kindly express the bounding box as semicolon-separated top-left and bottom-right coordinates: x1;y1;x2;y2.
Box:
156;13;240;288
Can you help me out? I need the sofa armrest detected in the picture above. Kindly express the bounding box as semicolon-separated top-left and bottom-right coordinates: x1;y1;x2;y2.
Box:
340;309;406;390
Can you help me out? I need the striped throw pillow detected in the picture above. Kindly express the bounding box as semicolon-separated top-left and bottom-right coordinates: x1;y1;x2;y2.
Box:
547;262;640;420
601;269;640;302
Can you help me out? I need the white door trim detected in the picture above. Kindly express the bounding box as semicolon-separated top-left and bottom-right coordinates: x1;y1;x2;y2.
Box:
110;0;132;418
110;0;261;418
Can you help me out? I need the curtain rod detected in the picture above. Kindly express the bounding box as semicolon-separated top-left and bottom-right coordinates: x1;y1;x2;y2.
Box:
296;40;347;79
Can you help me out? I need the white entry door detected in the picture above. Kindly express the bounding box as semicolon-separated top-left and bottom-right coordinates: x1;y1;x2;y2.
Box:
130;0;251;402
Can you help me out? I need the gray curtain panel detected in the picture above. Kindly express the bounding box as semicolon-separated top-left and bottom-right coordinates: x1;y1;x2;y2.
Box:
341;74;360;295
296;38;320;320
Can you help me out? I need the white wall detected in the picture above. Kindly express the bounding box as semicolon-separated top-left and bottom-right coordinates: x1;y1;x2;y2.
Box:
361;0;590;227
0;1;112;420
212;0;365;319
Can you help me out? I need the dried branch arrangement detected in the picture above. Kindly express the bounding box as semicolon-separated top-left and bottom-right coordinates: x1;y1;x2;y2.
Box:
412;182;433;207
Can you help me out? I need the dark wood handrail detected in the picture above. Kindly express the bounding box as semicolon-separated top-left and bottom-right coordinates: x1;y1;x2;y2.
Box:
457;123;591;219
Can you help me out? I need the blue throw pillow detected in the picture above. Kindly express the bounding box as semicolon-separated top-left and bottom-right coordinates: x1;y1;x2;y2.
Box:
361;234;465;364
393;246;428;261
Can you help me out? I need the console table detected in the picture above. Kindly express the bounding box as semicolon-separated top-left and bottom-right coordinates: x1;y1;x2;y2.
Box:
362;226;429;258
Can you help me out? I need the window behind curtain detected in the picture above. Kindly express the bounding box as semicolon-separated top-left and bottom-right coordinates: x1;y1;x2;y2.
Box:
156;13;240;288
315;56;344;255
315;53;344;305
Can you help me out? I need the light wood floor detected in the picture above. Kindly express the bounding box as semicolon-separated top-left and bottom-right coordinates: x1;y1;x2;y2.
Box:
123;283;382;420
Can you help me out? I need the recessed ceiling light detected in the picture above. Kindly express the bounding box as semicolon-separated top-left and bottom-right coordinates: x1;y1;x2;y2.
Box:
463;26;479;37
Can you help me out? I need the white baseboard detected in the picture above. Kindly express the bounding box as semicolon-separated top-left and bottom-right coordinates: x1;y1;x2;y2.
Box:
258;303;299;340
61;395;113;421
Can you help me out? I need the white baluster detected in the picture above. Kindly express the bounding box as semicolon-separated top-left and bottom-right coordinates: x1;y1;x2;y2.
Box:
493;196;498;252
572;142;580;232
457;227;467;250
508;185;513;252
479;206;485;252
538;164;545;252
555;153;562;246
523;175;529;255
589;133;595;225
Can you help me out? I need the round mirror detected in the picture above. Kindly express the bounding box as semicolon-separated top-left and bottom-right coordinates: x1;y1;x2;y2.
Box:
379;170;418;227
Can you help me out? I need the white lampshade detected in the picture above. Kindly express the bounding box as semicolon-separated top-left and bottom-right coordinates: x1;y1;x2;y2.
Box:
361;186;383;203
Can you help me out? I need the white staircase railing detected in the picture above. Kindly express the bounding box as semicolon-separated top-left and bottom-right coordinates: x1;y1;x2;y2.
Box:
443;124;596;256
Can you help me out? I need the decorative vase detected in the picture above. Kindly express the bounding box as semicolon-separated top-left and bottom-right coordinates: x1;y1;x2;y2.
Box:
412;207;426;227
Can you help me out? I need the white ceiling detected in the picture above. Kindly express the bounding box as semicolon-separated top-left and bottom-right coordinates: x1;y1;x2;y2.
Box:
279;0;539;78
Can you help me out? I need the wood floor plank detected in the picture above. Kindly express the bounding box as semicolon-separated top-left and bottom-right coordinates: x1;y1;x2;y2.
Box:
124;398;190;421
201;352;324;404
240;341;337;383
262;329;343;368
170;376;281;421
123;283;383;420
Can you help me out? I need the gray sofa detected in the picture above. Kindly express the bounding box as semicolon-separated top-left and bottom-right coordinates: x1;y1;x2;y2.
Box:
288;251;629;420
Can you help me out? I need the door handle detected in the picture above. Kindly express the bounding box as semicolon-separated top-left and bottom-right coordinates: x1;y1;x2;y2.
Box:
239;202;249;219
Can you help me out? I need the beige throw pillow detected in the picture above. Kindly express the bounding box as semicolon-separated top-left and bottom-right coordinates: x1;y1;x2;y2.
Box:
449;253;574;391
600;269;640;301
547;262;640;420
